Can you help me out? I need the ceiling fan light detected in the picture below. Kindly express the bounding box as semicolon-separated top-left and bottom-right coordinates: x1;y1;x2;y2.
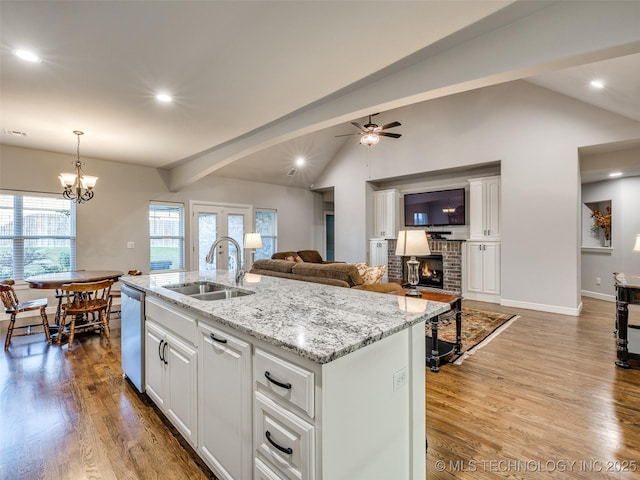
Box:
360;132;380;146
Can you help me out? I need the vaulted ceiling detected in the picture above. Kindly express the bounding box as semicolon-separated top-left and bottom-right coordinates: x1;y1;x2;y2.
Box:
2;1;639;189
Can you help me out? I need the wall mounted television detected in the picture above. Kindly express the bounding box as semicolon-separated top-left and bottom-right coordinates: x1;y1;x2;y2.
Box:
404;188;466;227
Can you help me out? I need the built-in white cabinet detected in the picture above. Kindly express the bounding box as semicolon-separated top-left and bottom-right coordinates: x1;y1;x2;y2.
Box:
373;189;400;239
145;306;198;448
142;296;425;480
368;239;389;282
466;241;501;301
198;322;252;480
469;176;501;240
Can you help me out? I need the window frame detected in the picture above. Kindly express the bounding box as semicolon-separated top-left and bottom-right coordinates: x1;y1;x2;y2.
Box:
0;191;76;281
149;201;185;273
254;208;277;260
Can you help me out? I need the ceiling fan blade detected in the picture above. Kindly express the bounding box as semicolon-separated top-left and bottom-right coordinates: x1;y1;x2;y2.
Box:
335;133;360;137
351;121;367;132
379;132;402;138
381;121;401;130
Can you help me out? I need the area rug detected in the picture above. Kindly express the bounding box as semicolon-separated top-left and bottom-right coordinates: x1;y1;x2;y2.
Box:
427;307;518;365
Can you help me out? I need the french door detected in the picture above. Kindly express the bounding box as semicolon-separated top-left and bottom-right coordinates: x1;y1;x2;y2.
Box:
190;202;252;272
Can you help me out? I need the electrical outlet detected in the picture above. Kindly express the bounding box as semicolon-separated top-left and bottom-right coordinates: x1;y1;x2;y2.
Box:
596;277;601;285
393;367;408;391
127;241;135;249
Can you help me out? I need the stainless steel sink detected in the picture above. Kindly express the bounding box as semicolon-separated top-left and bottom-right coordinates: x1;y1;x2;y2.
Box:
163;282;254;301
190;289;253;301
163;282;228;295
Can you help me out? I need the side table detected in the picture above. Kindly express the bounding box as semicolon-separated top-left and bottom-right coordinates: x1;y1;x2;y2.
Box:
390;287;462;372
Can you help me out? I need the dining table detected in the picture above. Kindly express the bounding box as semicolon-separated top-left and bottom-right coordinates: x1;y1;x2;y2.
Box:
25;270;124;332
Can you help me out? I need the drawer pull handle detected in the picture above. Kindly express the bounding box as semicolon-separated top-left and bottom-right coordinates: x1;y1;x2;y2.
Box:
209;333;227;344
162;341;168;365
264;371;291;390
266;431;293;455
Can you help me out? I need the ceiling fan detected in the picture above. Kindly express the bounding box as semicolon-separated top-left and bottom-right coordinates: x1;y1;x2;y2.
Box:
336;113;402;146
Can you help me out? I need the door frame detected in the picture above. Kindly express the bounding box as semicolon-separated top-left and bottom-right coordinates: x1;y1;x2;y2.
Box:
189;201;254;271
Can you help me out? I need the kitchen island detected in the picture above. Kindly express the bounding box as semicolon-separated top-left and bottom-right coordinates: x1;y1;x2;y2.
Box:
121;270;449;480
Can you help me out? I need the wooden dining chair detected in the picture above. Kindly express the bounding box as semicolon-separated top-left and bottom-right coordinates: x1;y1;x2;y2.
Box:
58;279;113;348
1;279;51;350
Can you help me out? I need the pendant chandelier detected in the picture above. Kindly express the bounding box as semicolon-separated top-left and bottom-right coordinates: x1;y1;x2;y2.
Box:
58;131;98;203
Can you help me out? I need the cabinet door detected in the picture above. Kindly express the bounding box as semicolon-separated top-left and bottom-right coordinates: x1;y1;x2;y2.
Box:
482;243;501;295
373;190;398;239
485;178;501;239
145;321;166;408
198;323;252;480
468;181;485;239
466;242;484;293
373;192;386;238
166;333;198;447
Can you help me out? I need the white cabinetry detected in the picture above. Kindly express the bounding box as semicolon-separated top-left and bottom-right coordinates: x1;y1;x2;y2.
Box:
198;322;252;480
145;298;198;447
368;239;388;282
469;176;501;240
466;241;501;302
142;296;425;480
372;189;400;239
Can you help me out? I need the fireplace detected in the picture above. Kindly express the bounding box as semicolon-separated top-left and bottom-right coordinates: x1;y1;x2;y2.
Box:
402;254;444;289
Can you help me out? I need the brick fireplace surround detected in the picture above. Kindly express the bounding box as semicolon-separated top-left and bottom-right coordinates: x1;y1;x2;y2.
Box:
386;239;463;293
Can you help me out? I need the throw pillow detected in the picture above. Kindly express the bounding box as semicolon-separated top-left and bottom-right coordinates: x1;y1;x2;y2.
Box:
294;255;304;263
353;262;369;276
361;265;386;285
285;255;295;262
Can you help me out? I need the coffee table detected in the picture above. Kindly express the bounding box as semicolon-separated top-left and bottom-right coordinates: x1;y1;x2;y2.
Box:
390;287;462;372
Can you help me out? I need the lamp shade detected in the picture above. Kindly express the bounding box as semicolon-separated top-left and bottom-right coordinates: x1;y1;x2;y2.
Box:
633;234;640;252
395;230;431;256
244;232;263;249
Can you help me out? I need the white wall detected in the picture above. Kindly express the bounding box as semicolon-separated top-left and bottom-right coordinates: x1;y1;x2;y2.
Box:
314;80;640;314
0;144;319;309
581;151;640;301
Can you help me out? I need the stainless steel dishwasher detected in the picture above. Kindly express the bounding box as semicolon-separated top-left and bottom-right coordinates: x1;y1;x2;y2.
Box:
121;284;145;392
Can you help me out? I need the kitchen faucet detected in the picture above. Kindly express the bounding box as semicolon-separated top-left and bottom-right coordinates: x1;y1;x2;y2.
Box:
205;236;245;285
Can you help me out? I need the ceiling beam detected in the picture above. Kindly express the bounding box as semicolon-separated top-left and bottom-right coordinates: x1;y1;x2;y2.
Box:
168;0;640;192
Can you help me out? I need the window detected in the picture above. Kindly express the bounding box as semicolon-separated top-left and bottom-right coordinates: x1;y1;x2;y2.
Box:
0;193;76;281
149;202;185;272
255;209;277;260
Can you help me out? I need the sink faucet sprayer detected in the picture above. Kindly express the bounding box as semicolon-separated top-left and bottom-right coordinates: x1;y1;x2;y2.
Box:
205;236;245;285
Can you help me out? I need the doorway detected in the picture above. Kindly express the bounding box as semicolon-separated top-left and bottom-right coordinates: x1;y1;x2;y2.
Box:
190;202;252;272
325;211;335;261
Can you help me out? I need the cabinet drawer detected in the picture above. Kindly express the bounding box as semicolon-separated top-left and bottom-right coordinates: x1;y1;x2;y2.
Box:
255;458;286;480
255;392;315;480
255;348;314;418
146;297;197;345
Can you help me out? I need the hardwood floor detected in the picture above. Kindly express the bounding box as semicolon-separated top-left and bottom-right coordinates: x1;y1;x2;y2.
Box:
427;297;640;479
2;298;639;479
0;319;214;480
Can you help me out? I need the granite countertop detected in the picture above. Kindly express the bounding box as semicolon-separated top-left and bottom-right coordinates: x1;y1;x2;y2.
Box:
121;271;450;364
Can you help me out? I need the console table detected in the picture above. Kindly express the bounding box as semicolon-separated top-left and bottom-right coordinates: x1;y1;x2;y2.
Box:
613;272;640;368
390;287;462;372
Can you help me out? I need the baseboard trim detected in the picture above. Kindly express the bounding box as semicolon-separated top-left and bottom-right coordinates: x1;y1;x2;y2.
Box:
500;298;583;317
580;290;616;302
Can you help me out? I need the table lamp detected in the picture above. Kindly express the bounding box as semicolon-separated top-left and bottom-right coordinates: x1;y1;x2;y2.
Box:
395;230;431;297
244;233;263;269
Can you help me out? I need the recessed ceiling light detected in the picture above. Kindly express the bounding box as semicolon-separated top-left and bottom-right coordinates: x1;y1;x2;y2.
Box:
590;80;605;89
156;93;173;103
609;171;623;177
12;49;41;63
295;156;305;167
